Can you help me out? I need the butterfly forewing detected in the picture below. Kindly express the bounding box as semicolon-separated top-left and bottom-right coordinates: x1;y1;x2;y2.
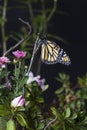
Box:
41;40;71;65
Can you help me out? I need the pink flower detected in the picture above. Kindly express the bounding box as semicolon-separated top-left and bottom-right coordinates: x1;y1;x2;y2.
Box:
12;50;27;59
0;56;10;68
27;72;46;90
11;95;25;108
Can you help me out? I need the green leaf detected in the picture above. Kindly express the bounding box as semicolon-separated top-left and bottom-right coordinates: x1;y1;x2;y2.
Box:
63;121;69;130
81;88;87;99
0;85;6;89
50;107;57;115
42;84;49;91
78;73;87;87
17;106;25;112
71;113;77;119
65;107;71;118
0;105;10;116
38;122;45;130
14;66;20;79
57;111;63;121
55;87;64;95
19;76;28;88
58;73;70;82
36;97;44;103
16;113;28;128
6;119;16;130
0;70;10;79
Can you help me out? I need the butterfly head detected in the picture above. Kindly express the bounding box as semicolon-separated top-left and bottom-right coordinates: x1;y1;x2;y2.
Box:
37;37;47;47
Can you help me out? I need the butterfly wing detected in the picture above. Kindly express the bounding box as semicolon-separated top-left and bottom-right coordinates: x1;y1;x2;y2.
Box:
41;40;71;65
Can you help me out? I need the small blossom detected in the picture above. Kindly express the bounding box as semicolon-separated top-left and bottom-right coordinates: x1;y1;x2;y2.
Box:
27;71;45;90
36;78;45;90
27;72;40;84
12;50;27;59
0;56;10;68
11;95;25;108
5;79;12;90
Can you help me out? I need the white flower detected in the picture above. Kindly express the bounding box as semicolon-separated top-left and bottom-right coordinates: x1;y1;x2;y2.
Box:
27;71;46;90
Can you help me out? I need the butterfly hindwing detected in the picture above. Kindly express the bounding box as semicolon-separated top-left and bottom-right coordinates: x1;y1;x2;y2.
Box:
41;40;71;65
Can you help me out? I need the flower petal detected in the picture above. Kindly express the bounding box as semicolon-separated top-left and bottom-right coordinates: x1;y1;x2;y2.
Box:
5;79;12;90
37;78;45;90
17;98;25;107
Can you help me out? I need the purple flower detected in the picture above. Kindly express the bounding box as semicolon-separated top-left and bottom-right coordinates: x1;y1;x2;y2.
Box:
27;72;46;90
36;78;45;90
11;95;25;108
0;56;10;68
5;79;12;90
12;50;27;59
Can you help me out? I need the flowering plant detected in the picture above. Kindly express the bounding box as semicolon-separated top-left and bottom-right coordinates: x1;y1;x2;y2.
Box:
0;49;49;130
1;44;87;130
1;41;87;130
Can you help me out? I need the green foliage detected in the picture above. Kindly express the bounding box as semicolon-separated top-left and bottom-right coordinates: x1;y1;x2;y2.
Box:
6;119;16;130
0;57;47;130
78;73;87;87
16;112;29;128
53;73;87;130
0;105;10;116
0;117;9;130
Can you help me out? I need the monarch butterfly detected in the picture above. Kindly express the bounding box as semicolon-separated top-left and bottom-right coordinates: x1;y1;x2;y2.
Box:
28;35;71;73
35;35;71;66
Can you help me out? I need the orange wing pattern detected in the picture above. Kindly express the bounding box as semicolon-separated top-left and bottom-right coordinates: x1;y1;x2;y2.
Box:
41;40;71;65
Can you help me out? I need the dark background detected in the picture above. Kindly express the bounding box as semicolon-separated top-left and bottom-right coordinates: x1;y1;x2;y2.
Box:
1;0;87;102
41;0;87;102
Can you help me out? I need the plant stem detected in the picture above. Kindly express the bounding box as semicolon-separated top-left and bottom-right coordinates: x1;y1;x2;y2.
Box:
3;18;31;56
47;0;57;22
40;0;47;33
27;3;37;33
27;34;40;74
44;115;57;130
1;0;8;54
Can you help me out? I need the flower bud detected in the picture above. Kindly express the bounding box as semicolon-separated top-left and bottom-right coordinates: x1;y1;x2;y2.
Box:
11;95;25;108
